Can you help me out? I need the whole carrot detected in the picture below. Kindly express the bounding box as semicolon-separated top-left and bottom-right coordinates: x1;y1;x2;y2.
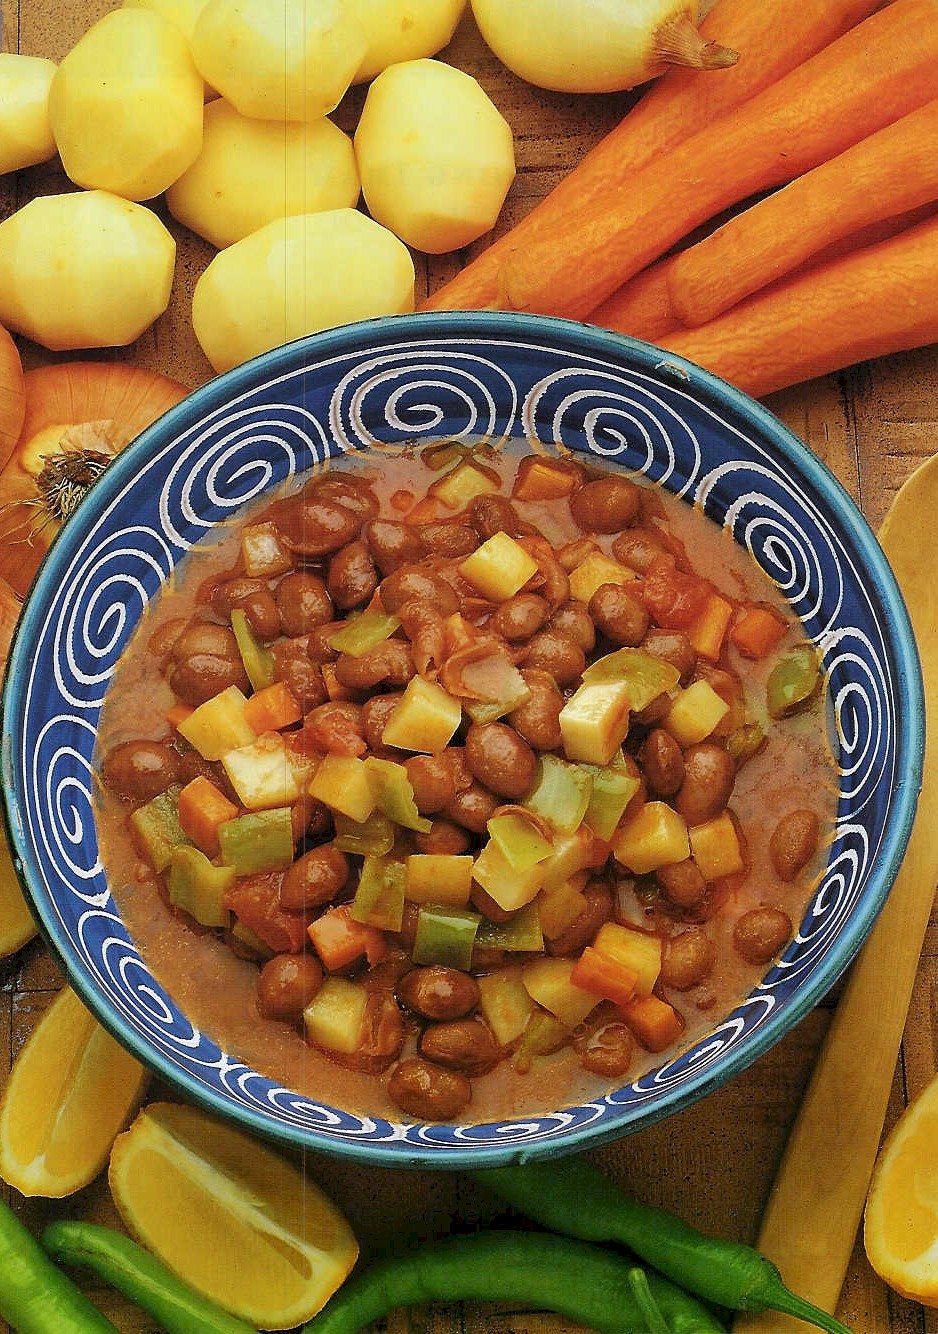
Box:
498;0;938;321
422;0;884;313
657;213;938;397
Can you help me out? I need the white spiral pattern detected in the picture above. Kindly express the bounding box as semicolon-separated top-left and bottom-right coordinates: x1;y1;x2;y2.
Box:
6;323;916;1162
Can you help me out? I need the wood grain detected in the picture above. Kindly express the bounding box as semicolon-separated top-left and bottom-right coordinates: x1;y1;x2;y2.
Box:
0;5;935;1333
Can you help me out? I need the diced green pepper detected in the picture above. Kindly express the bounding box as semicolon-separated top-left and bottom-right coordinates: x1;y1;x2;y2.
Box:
333;810;396;857
413;904;481;971
524;755;593;835
487;813;553;873
168;846;233;928
365;758;431;833
129;786;188;873
350;856;406;932
477;902;544;954
584;762;641;841
766;646;822;720
327;611;401;658
464;672;531;725
513;1010;570;1074
231;922;275;958
230;608;275;692
582;648;681;712
727;721;767;765
218;807;294;874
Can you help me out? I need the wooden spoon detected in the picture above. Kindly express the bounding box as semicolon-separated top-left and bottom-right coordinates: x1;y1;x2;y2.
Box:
734;451;938;1332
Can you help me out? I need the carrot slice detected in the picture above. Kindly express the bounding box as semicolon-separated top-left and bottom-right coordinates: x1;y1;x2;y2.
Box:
731;607;788;660
621;995;684;1052
689;594;734;663
0;324;24;472
243;682;303;733
178;777;239;858
571;948;638;1007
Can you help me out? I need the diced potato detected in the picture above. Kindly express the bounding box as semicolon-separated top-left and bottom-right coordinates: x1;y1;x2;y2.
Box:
522;957;599;1029
473;839;544;912
352;0;466;83
559;680;631;766
478;966;535;1047
664;681;730;748
304;978;368;1055
612;801;690;875
382;676;462;753
568;552;637;604
49;10;203;201
192;209;414;374
240;522;293;578
405;854;473;907
354;59;515;254
538;880;588;940
689;594;734;662
123;0;211;42
0;192;175;352
221;733;300;811
593;923;661;998
177;686;255;760
0;54;57;176
308;755;376;823
538;828;602;895
431;460;499;510
458;532;538;602
167;100;359;249
192;0;365;121
689;812;745;882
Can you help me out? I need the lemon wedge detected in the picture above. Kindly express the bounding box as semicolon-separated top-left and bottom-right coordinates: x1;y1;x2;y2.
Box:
0;985;148;1196
0;824;36;958
109;1102;359;1330
865;1072;938;1304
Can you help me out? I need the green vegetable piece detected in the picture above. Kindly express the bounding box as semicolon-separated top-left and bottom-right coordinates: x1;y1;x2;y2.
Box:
230;922;274;959
365;758;431;833
766;646;822;720
129;787;188;873
464;673;531;726
327;611;401;658
628;1268;670;1334
350;856;406;932
0;1201;119;1334
726;721;767;765
413;904;480;971
487;813;552;872
523;755;593;834
333;811;396;857
218;807;294;874
168;847;234;928
583;760;641;841
477;902;543;954
582;648;680;712
512;1010;570;1074
42;1221;254;1334
230;608;275;692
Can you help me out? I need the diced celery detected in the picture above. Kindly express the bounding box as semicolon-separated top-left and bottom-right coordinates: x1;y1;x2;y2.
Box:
582;649;681;713
304;978;368;1055
309;755;376;822
405;854;473;907
327;611;401;658
431;459;499;510
130;787;188;873
458;532;539;602
513;1011;571;1074
664;681;729;747
478;966;535;1046
218;807;294;874
231;609;275;692
689;812;745;881
350;856;406;932
538;880;589;940
477;902;544;953
612;801;690;875
487;813;553;873
568;552;637;603
559;680;631;766
766;647;821;720
523;755;593;835
240;521;293;578
538;828;599;893
472;839;544;912
365;757;431;833
168;845;233;929
177;686;256;760
593;922;661;998
382;676;463;753
333;810;396;857
412;904;481;971
231;922;275;958
584;762;641;841
522;957;600;1028
222;733;300;811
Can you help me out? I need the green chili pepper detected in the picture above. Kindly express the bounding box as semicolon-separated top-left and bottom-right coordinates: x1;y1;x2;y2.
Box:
512;1010;569;1073
230;609;275;692
476;901;543;953
333;811;396;857
726;721;767;766
327;611;401;658
302;1231;724;1334
129;786;188;873
486;813;553;872
582;648;680;711
524;755;593;834
766;646;822;720
412;904;480;970
42;1222;253;1334
350;856;405;931
0;1201;118;1333
629;1268;670;1334
218;807;294;874
364;758;431;833
168;846;234;928
583;761;641;840
472;1159;856;1334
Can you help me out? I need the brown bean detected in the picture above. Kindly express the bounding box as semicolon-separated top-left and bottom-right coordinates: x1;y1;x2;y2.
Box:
420;1019;499;1075
399;967;480;1021
641;729;684;798
102;740;182;804
770;810;820;882
270;642;328;710
589;583;650;647
256;954;323;1022
675;744;736;826
364;950;413;993
277;496;362;557
547;881;613;957
405;754;457;815
733;907;793;964
397;901;419;952
356;992;406;1071
388;1057;471;1120
547;601;596;654
575;1021;634;1079
508;669;563;750
520;540;570;608
569;475;640;533
327;540;378;610
470;884;517;925
169;623;249;705
557;538;599;573
656;859;707;909
366;520;425;574
276;572;333;637
280;844;349;912
303;701;366;755
419;522;478;558
148;616;187;661
379;565;458;616
632;692;672;727
489;593;550;643
234;589;281;642
465;722;537;800
468;493;523;540
641;628;697;684
445;782;500;834
613;528;665;573
306;623;342;664
291;795;332;843
334;640;415;691
522;631;586;686
307;474;379;524
661;929;715;990
414;819;472;856
361;692;404;752
209;575;267;620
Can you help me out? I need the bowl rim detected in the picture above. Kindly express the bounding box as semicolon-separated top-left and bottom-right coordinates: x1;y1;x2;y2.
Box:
1;310;925;1167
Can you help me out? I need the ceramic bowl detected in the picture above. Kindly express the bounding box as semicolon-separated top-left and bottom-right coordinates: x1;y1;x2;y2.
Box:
1;312;923;1166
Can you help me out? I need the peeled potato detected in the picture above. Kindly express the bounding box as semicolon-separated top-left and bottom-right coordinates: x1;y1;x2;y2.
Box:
192;0;366;122
355;59;515;254
0;54;57;176
0;192;176;352
48;9;203;201
193;209;414;373
167;101;359;249
121;0;211;40
351;0;466;83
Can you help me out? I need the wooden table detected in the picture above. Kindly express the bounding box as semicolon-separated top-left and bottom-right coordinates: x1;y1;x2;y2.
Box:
1;4;936;1332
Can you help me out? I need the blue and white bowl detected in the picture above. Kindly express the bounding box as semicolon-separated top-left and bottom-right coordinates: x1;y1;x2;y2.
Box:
1;312;923;1166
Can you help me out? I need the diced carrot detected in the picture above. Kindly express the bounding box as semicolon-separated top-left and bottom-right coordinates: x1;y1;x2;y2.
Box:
730;606;788;659
621;995;685;1052
571;948;638;1007
689;593;734;662
167;703;194;729
178;776;238;857
243;681;303;733
512;459;578;501
308;906;388;972
321;663;353;702
404;497;440;525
